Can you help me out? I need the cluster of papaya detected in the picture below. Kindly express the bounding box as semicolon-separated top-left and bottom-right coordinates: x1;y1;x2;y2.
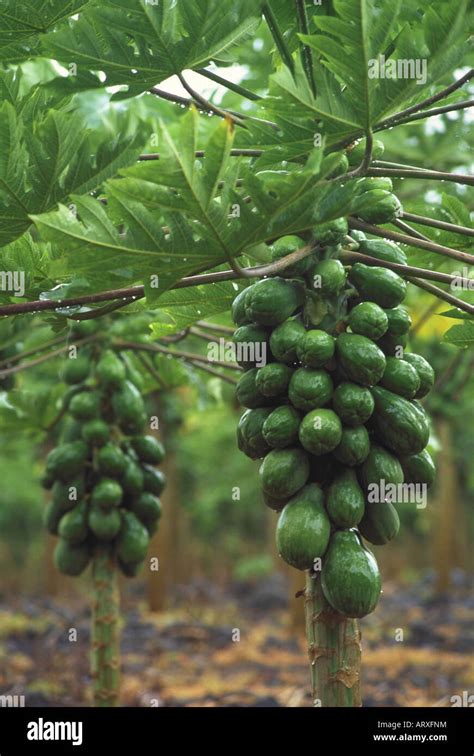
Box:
41;320;166;578
233;224;436;619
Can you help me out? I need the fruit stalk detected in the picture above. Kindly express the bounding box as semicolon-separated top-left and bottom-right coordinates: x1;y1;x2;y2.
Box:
91;548;120;706
304;571;361;707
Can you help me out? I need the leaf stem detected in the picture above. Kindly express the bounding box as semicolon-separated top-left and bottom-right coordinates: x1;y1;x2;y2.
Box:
408;278;474;316
115;340;242;371
196;68;261;101
177;73;245;127
377;99;474;128
367;166;474;187
341;250;471;287
348;218;474;265
262;2;295;75
375;69;474;129
402;211;474;239
295;0;316;96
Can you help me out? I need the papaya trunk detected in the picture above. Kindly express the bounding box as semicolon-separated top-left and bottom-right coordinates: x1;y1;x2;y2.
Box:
91;549;120;706
304;571;362;707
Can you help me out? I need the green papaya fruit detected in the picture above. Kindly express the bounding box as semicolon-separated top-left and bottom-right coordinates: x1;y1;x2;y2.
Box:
97;443;128;478
359;501;400;545
58;501;88;544
96;350;126;389
130;435;165;465
232;287;252;326
256;363;292;397
296;330;335;368
321;530;381;618
377;331;408;356
384;307;412;336
121;458;145;496
118;559;145;578
402;353;435;399
259;447;310;498
52;478;85;512
380;356;421;399
354;190;402;224
236;368;274;409
69;391;101;421
312;218;348;246
347;138;384;166
112;380;147;433
244;277;304;326
142;466;166;496
276;484;330;570
43;500;64;535
360;444;404;490
131;492;162;525
262;490;290;512
54;538;91;577
81;419;110;447
91;478;123;510
326;469;365;528
298;409;342;456
308;259;346;298
116;512;150;564
332;382;375;427
370;386;430;455
46;441;88;483
70;320;100;339
63;355;91;385
399;449;436;487
288;367;333;412
357;238;407;266
348;302;388;340
271;235;313;277
233;324;271;370
269;319;306;364
262;405;301;448
349;263;407;309
237;408;273;459
40;469;56;490
88;506;122;541
333;425;370;466
336;333;386;387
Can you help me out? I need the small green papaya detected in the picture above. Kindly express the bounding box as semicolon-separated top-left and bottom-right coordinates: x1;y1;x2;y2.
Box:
259;447;310;498
142;466;166;496
298;409;342;456
130;435;165;465
296;330;335;368
116;512;150;564
288;367;333;412
69;391;101;421
380;356;421;399
244;277;304;326
308;259;346;298
88;506;122;541
276;484;330;570
97;443;128;478
399;449;436;487
269;319;306;364
326;469;365;528
384;307;412;336
262;491;290;512
121;458;145;496
112;380;147;434
233;324;271;370
262;405;301;448
359;501;400;545
96;350;126;389
231;287;252;326
402;353;435;399
46;441;89;483
312;218;348;246
54;539;91;577
348;302;388;341
91;478;123;510
336;333;386;387
370;386;430;455
131;492;162;525
63;355;91;385
349;263;407;309
236;368;274;409
271;235;313;277
333;425;370;466
58;501;88;544
81;419;110;447
332;382;375;426
256;363;292;397
321;530;381;618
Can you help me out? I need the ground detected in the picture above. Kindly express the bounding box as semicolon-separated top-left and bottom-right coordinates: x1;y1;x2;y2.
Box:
0;572;472;707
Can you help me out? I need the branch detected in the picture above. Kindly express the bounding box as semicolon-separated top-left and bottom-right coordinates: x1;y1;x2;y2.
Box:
367;166;474;187
376;99;474;130
341;250;471;287
348;218;474;265
295;0;316;96
0;243;316;318
178;73;245;127
188;359;238;385
375;69;474;130
115;340;243;371
197;320;235;335
0;334;66;368
402;211;474;239
407;277;474;316
196;68;261;101
138;148;264;161
0;334;100;378
189;326;232;345
392;218;432;242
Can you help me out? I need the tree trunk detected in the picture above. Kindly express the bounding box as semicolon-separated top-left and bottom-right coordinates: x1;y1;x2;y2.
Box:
432;419;459;593
91;549;120;706
304;570;361;707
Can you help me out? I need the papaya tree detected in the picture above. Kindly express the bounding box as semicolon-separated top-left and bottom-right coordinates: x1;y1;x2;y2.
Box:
0;0;472;707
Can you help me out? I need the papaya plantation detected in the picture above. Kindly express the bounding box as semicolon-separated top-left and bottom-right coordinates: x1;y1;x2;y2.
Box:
0;0;472;726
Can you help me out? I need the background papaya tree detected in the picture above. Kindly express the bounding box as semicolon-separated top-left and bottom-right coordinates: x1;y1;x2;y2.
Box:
0;0;472;706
